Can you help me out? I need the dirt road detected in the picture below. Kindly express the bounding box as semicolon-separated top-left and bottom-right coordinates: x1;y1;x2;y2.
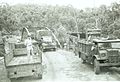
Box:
11;49;120;82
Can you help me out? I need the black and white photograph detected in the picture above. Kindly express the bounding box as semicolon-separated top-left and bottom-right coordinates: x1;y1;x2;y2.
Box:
0;0;120;82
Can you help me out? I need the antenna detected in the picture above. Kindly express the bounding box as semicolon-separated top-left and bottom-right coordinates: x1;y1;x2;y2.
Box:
93;0;99;29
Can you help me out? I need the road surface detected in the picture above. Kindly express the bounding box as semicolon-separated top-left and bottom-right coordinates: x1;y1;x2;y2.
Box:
11;49;120;82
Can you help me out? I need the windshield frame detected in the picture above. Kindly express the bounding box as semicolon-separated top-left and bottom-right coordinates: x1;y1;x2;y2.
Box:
38;30;51;36
98;42;120;49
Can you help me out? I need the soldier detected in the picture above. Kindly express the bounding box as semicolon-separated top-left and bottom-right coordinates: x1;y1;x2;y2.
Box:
39;37;43;50
91;42;98;55
24;34;34;61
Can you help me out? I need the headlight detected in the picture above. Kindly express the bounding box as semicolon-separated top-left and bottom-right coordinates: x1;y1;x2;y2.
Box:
101;53;106;57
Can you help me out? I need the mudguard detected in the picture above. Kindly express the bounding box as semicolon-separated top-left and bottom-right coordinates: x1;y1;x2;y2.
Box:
93;55;101;60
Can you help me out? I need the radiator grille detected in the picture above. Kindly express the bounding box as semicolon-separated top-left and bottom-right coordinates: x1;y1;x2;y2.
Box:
107;49;119;63
108;56;119;63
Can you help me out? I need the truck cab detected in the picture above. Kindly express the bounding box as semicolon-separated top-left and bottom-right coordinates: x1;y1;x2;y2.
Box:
36;29;56;51
92;39;120;74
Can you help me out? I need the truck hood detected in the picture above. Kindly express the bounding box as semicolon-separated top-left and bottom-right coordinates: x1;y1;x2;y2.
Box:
106;49;119;56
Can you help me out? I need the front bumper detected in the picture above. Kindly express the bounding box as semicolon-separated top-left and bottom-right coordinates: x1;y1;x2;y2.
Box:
43;45;56;49
99;56;120;67
100;62;120;67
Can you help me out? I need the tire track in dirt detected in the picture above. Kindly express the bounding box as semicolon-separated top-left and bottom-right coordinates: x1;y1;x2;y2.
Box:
43;52;57;81
57;49;120;81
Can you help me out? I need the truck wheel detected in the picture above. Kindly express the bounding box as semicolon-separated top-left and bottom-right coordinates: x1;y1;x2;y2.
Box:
79;52;81;58
74;51;78;56
53;48;56;51
81;58;86;64
94;59;100;74
37;73;42;79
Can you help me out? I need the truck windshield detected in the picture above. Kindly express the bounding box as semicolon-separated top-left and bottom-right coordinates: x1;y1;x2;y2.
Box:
98;42;120;49
111;43;120;48
39;30;51;36
42;36;52;42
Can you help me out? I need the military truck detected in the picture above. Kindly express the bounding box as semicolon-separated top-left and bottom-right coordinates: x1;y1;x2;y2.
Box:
76;29;120;74
36;29;57;51
74;29;101;56
79;38;120;74
91;39;120;74
67;32;81;51
74;29;101;74
4;27;43;80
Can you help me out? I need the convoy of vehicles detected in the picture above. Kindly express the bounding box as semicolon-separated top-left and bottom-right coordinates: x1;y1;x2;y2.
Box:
0;27;59;81
0;25;120;82
36;29;57;51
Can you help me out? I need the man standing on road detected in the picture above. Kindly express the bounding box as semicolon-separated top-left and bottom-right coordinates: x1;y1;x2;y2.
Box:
24;34;34;61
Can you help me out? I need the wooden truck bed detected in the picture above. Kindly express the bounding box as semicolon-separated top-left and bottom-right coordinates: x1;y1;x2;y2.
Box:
0;57;11;82
6;55;42;79
7;55;41;67
4;40;43;79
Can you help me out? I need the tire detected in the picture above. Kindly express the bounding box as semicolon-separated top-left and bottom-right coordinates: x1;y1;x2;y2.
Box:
74;51;78;56
79;52;81;58
81;58;86;64
53;48;56;51
94;59;100;74
37;74;42;79
43;49;46;52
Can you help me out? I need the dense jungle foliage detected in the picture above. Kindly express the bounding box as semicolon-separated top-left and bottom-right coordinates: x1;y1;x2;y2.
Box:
0;2;120;43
